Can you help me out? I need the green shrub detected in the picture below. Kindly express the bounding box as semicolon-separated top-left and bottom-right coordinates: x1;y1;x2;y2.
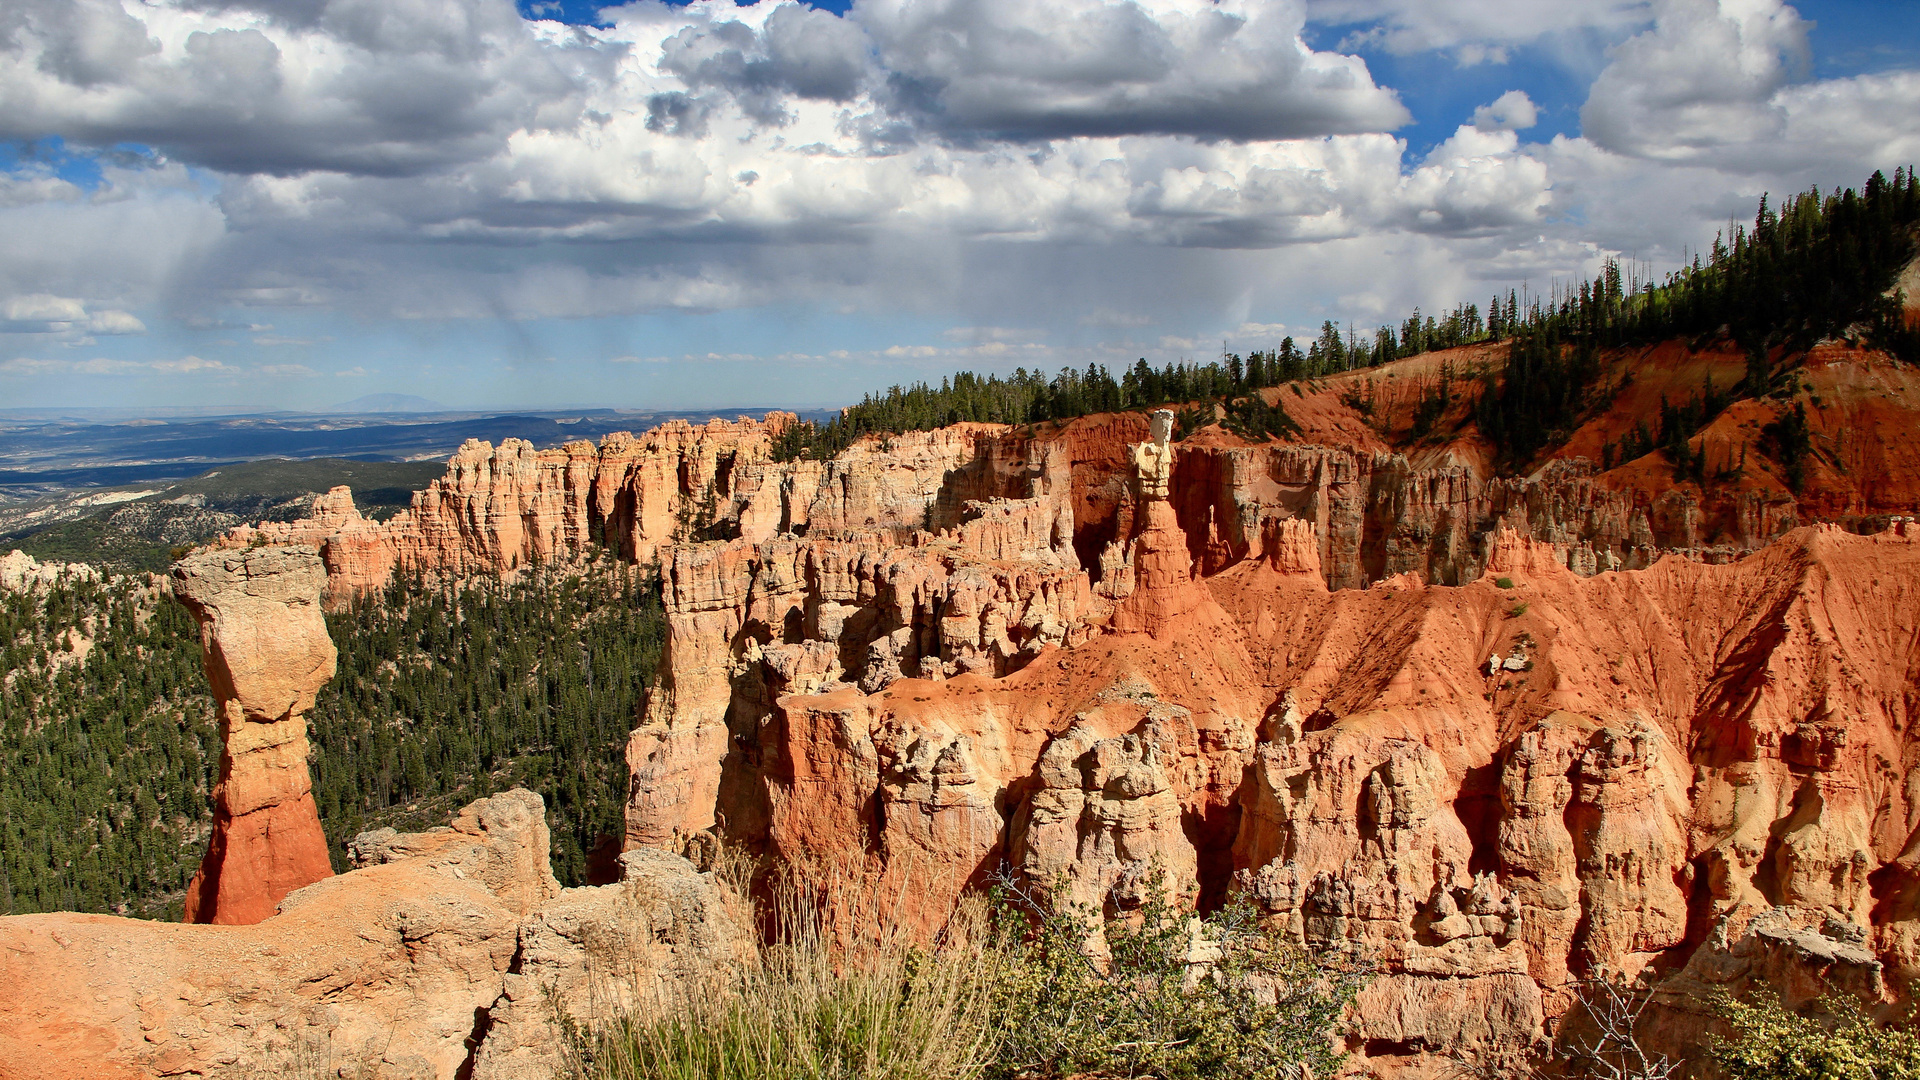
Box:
1495;577;1515;589
1713;992;1920;1080
987;868;1366;1080
1173;403;1213;441
1507;601;1529;619
1763;402;1815;492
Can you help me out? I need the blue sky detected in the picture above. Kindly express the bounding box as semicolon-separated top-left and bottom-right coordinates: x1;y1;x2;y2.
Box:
2;0;1916;412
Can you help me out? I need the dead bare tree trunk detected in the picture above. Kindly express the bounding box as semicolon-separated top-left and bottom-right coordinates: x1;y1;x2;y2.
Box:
1565;974;1680;1080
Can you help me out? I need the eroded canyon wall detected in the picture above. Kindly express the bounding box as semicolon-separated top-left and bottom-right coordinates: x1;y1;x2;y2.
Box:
239;402;1847;612
228;415;1018;600
615;408;1920;1068
635;512;1920;1069
206;348;1920;1070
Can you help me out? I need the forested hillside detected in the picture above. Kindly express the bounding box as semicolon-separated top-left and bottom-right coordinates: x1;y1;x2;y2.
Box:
0;557;663;918
773;169;1919;465
0;573;217;918
311;557;663;884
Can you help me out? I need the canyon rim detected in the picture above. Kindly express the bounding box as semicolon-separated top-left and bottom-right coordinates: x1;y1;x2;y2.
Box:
8;327;1920;1075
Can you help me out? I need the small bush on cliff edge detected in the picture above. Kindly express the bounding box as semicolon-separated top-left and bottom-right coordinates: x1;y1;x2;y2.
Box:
986;867;1366;1080
1712;991;1920;1080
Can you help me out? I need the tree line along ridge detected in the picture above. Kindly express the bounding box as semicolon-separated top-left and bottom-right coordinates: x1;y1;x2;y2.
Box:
772;168;1920;469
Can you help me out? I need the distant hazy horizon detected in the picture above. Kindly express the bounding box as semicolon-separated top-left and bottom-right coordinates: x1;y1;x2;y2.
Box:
0;401;831;421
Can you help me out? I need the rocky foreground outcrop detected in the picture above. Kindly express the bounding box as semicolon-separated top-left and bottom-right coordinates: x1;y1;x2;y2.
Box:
171;545;338;924
0;789;741;1080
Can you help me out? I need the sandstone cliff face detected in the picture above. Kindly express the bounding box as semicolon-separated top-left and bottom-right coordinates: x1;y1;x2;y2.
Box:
241;351;1920;610
1214;522;1920;1053
236;414;1008;601
1166;439;1793;591
229;415;804;596
0;790;741;1080
171;545;338;925
0;549;101;591
624;499;1093;860
622;447;1920;1069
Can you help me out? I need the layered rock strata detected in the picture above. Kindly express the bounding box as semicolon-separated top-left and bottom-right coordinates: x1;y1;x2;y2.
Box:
245;372;1911;609
0;789;741;1080
230;412;999;597
220;348;1920;1070
171;545;338;925
626;438;1920;1069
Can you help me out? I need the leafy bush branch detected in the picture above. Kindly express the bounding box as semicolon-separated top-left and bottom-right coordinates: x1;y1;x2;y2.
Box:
985;865;1366;1080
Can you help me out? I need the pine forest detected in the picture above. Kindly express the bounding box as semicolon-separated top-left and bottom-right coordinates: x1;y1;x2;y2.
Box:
0;557;663;919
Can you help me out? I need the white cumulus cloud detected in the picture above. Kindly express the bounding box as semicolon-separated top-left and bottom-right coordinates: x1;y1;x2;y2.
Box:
1580;0;1811;162
1307;0;1653;58
1;293;88;322
87;309;147;334
1472;90;1537;132
0;0;617;176
0;0;1913;403
850;0;1409;141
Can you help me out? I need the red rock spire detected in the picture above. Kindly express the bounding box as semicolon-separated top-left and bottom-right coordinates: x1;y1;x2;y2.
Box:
172;545;338;924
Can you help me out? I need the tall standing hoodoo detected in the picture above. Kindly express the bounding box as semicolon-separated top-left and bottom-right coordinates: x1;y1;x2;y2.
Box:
1113;408;1209;635
171;545;338;924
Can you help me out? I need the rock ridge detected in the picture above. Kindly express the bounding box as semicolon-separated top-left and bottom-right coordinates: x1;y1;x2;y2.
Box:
235;373;1912;609
0;789;742;1080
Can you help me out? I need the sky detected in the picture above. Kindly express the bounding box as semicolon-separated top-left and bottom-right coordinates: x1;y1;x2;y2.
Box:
1;0;1917;412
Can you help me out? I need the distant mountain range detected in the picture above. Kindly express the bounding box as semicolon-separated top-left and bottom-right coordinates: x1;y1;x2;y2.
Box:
0;406;837;498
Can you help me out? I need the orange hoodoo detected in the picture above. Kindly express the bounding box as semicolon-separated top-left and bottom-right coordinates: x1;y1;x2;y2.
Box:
171;545;338;924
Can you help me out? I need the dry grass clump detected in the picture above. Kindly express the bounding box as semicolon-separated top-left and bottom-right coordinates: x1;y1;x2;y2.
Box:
574;871;1000;1080
568;855;1366;1080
